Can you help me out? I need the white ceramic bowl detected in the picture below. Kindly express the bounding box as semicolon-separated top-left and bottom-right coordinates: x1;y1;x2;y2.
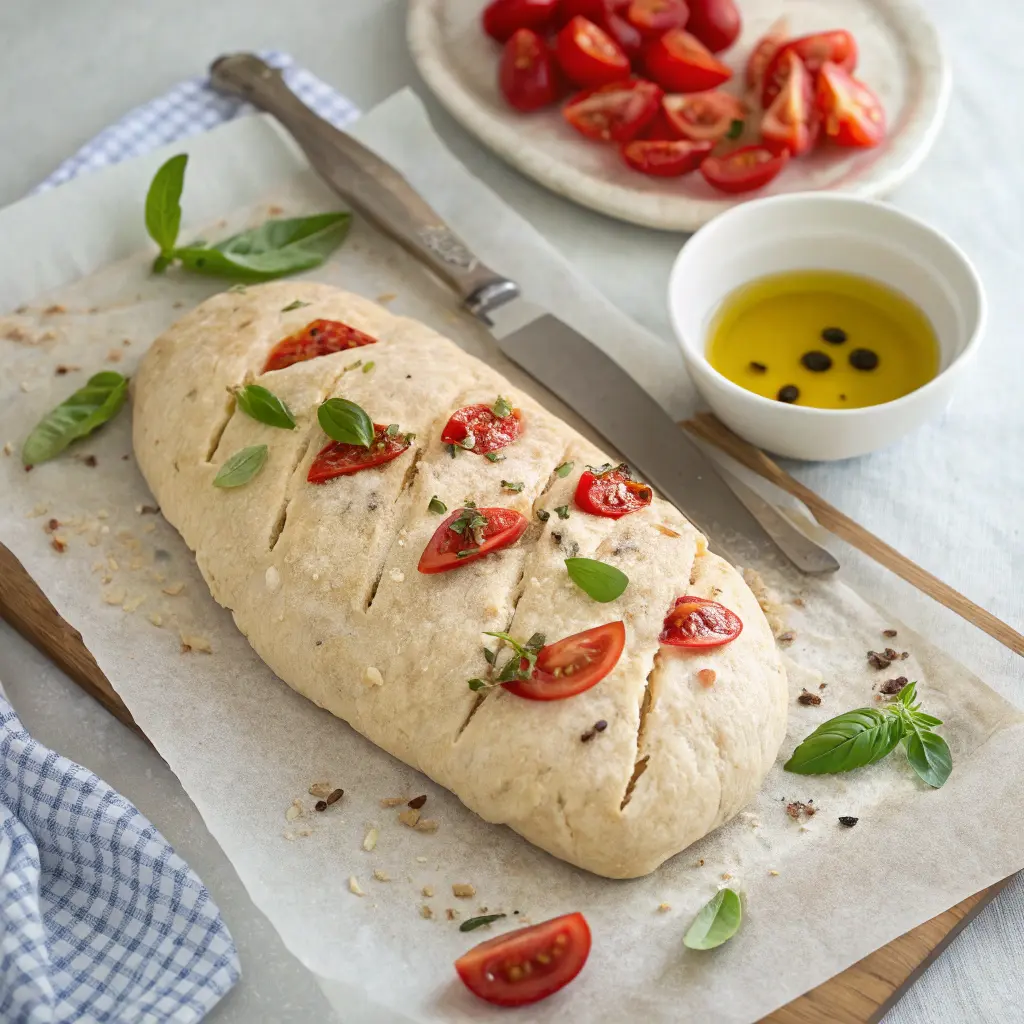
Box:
667;193;985;461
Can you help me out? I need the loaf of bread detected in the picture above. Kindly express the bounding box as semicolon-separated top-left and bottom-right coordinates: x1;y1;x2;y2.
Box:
133;281;787;879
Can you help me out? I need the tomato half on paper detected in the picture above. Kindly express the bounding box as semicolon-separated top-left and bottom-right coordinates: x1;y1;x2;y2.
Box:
307;425;411;484
441;402;523;455
622;137;712;176
500;28;561;112
455;912;592;1008
662;90;744;142
762;29;857;106
555;16;631;87
483;0;561;41
574;464;653;517
760;50;817;156
263;319;377;373
684;0;741;54
505;621;627;700
816;62;886;148
624;0;690;38
418;507;528;574
644;29;732;93
700;144;788;194
563;78;663;142
660;596;742;647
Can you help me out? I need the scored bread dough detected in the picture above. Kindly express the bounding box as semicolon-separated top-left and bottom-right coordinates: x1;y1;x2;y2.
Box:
133;281;788;879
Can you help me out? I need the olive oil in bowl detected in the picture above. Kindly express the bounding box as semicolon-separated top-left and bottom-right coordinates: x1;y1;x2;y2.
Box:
706;271;940;409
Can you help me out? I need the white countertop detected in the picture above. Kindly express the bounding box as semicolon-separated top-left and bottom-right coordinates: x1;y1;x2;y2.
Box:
2;1;1022;1021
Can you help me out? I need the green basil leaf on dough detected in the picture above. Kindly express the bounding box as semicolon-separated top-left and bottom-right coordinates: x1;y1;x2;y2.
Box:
554;505;570;520
467;678;488;692
502;480;525;493
362;361;375;374
485;452;505;463
213;444;268;488
565;557;628;603
460;913;507;932
910;710;943;729
281;299;310;312
145;153;187;267
233;384;296;430
904;727;952;788
492;395;513;419
428;495;447;515
318;397;373;448
684;888;742;950
555;461;574;478
536;509;550;523
22;371;129;466
784;708;905;775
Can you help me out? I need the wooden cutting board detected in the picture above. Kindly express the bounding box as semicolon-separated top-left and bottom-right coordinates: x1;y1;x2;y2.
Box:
2;412;1019;1023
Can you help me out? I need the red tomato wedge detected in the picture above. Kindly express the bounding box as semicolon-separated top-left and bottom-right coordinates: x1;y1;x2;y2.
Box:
555;16;631;88
482;0;561;41
500;29;561;112
684;0;741;54
263;319;377;373
663;90;744;142
441;402;522;455
644;29;732;94
559;0;615;25
455;912;592;1007
418;507;528;574
505;621;626;700
574;464;653;518
563;78;663;142
307;424;411;484
558;0;643;58
762;30;857;106
760;50;817;156
700;144;788;193
625;0;689;38
604;12;644;61
816;62;886;148
622;137;711;176
745;16;789;92
660;595;743;647
637;108;681;139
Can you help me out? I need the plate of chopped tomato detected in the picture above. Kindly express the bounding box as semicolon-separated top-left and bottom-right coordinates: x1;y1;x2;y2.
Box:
407;0;949;230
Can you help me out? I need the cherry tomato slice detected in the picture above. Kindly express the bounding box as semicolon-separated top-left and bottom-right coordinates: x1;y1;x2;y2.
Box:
440;402;522;455
760;49;817;156
500;28;561;112
762;29;857;107
563;78;663;142
557;0;643;59
660;595;743;647
417;507;528;575
307;424;410;484
558;0;615;25
604;12;644;61
555;16;631;87
644;29;732;93
574;464;653;518
622;137;711;176
745;16;789;93
482;0;561;42
263;319;377;373
637;107;682;140
625;0;689;38
700;144;788;194
505;621;627;701
816;61;886;148
662;89;744;142
684;0;741;54
455;912;592;1008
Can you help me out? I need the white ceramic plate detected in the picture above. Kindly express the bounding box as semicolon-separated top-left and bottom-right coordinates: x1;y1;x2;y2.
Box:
407;0;950;231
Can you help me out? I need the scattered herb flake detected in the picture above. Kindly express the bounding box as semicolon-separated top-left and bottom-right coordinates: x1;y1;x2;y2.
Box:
554;505;570;520
492;395;513;418
484;451;505;463
362;361;375;374
501;480;525;493
726;118;745;140
555;461;574;478
460;913;507;933
281;299;311;311
428;495;447;515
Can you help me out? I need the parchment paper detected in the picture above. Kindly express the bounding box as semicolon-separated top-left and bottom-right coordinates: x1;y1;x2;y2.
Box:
1;91;1022;1024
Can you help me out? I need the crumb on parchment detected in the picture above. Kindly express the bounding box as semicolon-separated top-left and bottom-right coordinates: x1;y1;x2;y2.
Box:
363;827;379;852
419;905;433;920
309;782;333;799
398;808;421;828
349;876;365;897
452;883;476;899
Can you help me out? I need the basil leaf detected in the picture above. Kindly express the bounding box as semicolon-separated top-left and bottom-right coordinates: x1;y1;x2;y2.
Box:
911;710;943;729
484;452;505;463
898;681;918;707
467;678;488;692
22;371;129;466
554;505;570;520
145;154;187;262
492;395;512;418
460;913;507;932
362;361;375;374
684;888;742;950
213;444;268;488
234;384;296;430
555;461;574;478
726;118;744;140
281;300;310;312
905;727;952;788
565;557;628;603
171;212;351;281
483;647;497;665
318;397;373;448
428;496;447;515
784;708;905;775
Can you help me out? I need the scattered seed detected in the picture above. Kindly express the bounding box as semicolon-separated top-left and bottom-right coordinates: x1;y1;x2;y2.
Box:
349;876;365;896
407;795;427;809
363;827;379;852
398;808;421;828
380;796;406;808
314;800;328;812
849;348;879;371
373;869;391;882
749;361;767;372
769;869;780;877
776;631;795;644
326;788;344;806
419;905;433;919
657;903;671;913
422;885;434;898
309;782;333;799
838;816;859;828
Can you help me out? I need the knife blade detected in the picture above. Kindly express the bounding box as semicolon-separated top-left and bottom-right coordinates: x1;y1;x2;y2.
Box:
209;53;838;573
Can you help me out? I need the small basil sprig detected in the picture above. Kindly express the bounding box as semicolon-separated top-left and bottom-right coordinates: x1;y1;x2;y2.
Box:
785;682;952;788
684;889;742;950
318;398;373;448
22;371;128;466
565;557;628;603
233;384;296;430
468;631;545;691
213;444;268;488
145;154;350;280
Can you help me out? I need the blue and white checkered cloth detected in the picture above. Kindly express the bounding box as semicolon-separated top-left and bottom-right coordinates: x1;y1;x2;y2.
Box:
6;51;361;1022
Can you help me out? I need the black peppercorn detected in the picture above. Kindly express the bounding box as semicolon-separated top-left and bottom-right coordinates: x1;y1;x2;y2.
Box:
777;385;800;403
849;348;879;370
821;327;847;344
800;351;833;372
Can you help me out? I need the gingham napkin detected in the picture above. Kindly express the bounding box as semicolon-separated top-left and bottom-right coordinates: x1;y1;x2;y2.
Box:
4;51;361;1022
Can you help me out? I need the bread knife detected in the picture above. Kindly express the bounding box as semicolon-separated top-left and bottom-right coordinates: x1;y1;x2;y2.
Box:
209;53;838;575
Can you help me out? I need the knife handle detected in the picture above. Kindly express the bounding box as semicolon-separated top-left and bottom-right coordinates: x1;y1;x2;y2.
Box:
209;53;519;321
